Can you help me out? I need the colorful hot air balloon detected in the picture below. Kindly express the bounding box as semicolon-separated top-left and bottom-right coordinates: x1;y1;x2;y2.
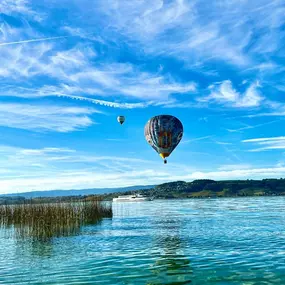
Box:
117;116;125;125
144;115;183;164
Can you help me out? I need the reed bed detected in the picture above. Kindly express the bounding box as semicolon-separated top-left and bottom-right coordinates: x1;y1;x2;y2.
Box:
0;200;112;240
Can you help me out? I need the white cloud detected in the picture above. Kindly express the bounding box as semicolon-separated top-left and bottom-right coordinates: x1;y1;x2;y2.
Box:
182;135;213;144
243;137;285;143
185;167;285;181
0;145;175;193
251;112;285;117
0;144;284;194
243;62;281;72
247;105;285;117
1;1;283;112
0;103;100;132
95;0;284;68
207;80;239;103
0;170;161;194
236;82;263;107
96;0;250;66
2;87;153;109
62;26;105;44
0;26;196;103
214;141;233;146
1;159;285;194
20;147;75;155
100;0;192;38
0;0;43;21
0;145;159;169
226;119;279;133
0;41;53;78
0;33;69;47
199;80;263;108
59;94;152;109
242;136;285;152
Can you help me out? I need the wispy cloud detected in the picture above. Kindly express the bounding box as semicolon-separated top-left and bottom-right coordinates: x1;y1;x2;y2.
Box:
0;35;69;47
0;0;44;21
0;143;284;193
0;0;284;194
247;104;285;117
182;135;213;144
242;136;285;152
214;141;233;146
199;80;263;108
249;111;285;117
0;145;184;193
62;26;105;44
20;147;76;156
0;103;101;132
1;84;154;109
97;0;251;66
0;29;196;104
186;166;285;181
52;94;152;109
96;0;284;68
226;119;280;133
1;145;284;193
0;41;53;78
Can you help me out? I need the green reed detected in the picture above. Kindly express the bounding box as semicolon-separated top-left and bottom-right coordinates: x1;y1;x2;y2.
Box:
0;200;112;240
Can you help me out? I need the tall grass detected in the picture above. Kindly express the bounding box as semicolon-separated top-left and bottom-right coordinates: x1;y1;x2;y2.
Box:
0;200;112;240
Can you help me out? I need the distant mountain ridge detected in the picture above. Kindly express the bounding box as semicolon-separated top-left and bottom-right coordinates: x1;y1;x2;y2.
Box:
1;185;155;198
2;178;285;201
144;179;285;198
103;178;285;200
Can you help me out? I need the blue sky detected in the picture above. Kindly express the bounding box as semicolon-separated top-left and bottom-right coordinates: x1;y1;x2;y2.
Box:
0;0;284;194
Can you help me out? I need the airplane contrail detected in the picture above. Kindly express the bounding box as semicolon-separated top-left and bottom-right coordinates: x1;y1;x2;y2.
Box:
0;35;69;47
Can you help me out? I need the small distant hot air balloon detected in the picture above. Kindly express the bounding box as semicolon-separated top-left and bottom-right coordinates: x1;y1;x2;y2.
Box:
144;115;183;164
117;116;125;125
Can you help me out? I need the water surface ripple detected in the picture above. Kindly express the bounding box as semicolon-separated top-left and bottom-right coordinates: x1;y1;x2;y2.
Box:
1;197;285;284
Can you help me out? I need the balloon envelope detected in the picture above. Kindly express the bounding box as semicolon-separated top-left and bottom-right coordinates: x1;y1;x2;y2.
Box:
117;116;125;125
144;115;183;161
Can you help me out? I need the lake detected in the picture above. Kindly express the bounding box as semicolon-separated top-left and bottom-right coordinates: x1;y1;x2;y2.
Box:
1;197;285;284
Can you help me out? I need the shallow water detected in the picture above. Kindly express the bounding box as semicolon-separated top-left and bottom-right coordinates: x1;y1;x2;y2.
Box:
1;197;285;284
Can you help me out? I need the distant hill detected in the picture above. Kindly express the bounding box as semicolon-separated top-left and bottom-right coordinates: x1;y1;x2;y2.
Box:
143;179;285;199
2;178;285;204
102;178;285;200
1;185;155;199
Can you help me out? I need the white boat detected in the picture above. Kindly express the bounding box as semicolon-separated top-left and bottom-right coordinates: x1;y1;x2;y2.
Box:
113;194;152;202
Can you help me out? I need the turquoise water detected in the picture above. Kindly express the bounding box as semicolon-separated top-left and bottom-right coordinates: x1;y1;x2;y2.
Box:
1;197;285;284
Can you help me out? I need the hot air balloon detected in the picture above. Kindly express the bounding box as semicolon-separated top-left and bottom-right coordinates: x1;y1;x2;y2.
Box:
144;115;183;164
117;116;125;125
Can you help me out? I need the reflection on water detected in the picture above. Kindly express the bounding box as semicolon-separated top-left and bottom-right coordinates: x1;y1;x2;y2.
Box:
1;197;285;284
149;236;192;285
12;221;82;240
149;216;192;285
